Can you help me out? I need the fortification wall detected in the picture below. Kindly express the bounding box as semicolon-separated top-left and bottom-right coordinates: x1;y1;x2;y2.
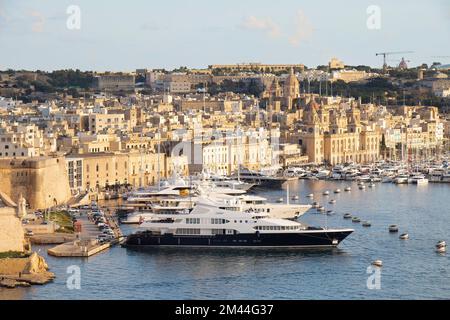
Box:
0;208;25;253
0;157;71;209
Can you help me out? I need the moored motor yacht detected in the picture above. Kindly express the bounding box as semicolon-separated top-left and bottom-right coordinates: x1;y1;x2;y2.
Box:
231;168;292;189
123;197;354;248
394;175;409;185
211;194;312;220
408;175;429;185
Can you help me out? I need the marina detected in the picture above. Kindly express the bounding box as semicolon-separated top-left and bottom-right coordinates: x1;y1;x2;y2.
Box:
2;178;449;300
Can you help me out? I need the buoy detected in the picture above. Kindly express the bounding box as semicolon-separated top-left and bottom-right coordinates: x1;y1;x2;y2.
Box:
399;233;409;240
323;191;330;196
344;187;352;192
389;225;399;233
343;213;352;219
372;260;383;267
362;221;372;227
334;189;341;194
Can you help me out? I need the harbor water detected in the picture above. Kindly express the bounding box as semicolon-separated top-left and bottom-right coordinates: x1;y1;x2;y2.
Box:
1;180;449;300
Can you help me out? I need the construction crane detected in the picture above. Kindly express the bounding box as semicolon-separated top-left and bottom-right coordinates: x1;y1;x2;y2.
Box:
376;51;414;71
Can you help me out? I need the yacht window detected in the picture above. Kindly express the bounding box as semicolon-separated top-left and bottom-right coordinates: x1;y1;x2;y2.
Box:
176;228;201;235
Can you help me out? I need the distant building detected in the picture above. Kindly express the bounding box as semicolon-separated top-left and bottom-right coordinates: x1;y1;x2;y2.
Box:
331;69;377;83
298;100;381;165
329;58;345;70
209;63;304;73
94;74;135;91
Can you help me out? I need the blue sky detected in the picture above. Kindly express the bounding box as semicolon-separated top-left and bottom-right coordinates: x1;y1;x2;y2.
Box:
0;0;449;71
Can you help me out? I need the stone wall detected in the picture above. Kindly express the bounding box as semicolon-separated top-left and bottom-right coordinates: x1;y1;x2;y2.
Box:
0;157;71;209
0;207;25;253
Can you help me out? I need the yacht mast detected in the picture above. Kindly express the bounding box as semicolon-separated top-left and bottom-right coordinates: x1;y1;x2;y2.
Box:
157;122;161;191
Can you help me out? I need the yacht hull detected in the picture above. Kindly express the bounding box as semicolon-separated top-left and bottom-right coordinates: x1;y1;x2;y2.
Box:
123;229;353;248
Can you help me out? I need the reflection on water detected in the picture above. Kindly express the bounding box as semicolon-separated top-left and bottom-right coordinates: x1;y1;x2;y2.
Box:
1;180;449;300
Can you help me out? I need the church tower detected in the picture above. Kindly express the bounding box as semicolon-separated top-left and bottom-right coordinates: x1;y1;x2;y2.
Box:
283;68;300;110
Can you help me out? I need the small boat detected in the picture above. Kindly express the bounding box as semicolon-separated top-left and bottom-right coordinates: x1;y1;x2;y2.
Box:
389;225;399;233
352;217;361;223
359;185;366;190
292;195;299;201
394;175;409;185
311;202;319;208
277;198;284;203
329;199;336;204
334;189;341;194
343;213;352;219
357;181;365;186
344;187;352;192
306;194;314;198
436;246;446;253
323;191;330;196
362;221;372;227
408;175;429;185
372;260;383;267
399;233;409;240
317;206;325;212
326;210;335;216
368;183;376;188
436;241;446;248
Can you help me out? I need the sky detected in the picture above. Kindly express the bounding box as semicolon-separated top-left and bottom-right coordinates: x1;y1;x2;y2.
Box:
0;0;449;71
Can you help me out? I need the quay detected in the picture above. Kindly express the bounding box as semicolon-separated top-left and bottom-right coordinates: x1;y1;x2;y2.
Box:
47;205;123;258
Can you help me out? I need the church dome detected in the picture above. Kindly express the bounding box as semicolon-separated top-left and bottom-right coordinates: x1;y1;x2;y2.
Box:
284;68;298;86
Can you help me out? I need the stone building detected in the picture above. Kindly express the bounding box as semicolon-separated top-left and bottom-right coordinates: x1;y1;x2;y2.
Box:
94;74;135;92
65;152;189;194
298;100;381;165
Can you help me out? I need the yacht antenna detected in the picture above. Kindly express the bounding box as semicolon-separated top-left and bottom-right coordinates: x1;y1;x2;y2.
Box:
157;123;161;191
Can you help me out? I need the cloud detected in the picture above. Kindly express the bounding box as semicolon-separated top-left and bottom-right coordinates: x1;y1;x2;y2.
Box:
30;10;45;33
288;10;313;47
240;15;281;38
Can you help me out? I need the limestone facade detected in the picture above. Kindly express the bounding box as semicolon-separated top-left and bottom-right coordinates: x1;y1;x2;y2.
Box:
0;157;71;209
